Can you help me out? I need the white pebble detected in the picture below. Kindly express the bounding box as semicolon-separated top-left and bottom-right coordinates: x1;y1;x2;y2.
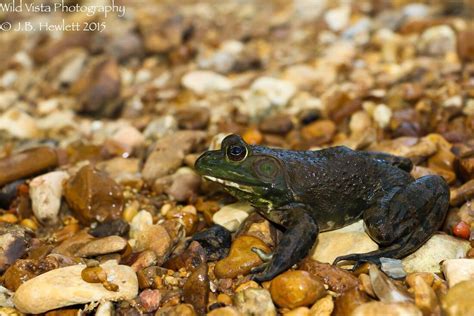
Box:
30;171;70;225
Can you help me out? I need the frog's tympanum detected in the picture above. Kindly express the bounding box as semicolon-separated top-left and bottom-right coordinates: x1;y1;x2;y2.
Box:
195;134;449;282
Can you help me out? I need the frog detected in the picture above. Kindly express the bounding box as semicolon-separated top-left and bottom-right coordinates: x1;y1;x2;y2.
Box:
194;134;450;282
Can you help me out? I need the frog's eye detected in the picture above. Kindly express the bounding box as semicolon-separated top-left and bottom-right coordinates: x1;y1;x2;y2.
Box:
255;159;278;179
227;145;247;161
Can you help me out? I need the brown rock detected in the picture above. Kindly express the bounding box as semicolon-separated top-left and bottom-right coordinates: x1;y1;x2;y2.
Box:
233;288;276;316
301;120;336;145
64;165;124;225
427;134;456;184
155;304;196;316
165;205;198;236
133;224;172;265
441;280;474;316
75;236;128;257
450;179;474;206
309;295;334;316
333;286;371;316
409;274;441;316
139;289;161;313
142;131;206;183
259;114;294;135
351;302;422;316
4;256;61;291
0;147;58;187
164;241;207;272
298;258;359;293
214;235;271;279
0;223;33;272
70;58;121;117
131;250;157;272
51;230;94;257
207;306;240;316
183;263;210;315
176;107;210;130
457;30;474;62
270;270;326;309
32;32;91;64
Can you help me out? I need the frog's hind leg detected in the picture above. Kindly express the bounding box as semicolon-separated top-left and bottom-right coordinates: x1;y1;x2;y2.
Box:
333;175;449;268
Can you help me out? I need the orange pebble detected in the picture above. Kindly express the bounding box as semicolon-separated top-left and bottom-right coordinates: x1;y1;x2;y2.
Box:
243;128;263;145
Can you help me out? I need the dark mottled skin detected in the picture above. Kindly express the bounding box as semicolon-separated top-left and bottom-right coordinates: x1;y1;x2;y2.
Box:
195;134;450;282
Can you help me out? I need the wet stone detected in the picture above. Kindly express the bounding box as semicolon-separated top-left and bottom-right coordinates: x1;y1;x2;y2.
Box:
441;280;474;316
75;236;128;257
441;259;474;287
0;147;58;187
139;289;161;313
333;286;371;316
64;165;124;225
233;288;276;316
89;219;130;238
183;263;209;315
298;258;359;294
155;304;196;316
164;241;207;271
270;270;326;309
190;224;231;261
352;302;422;316
214;235;271;279
0;223;33;273
259;114;294;135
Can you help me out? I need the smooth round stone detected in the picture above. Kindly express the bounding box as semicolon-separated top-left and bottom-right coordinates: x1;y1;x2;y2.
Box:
75;236;128;257
270;270;326;309
214;236;270;279
13;261;138;314
441;280;474;316
352;302;422;316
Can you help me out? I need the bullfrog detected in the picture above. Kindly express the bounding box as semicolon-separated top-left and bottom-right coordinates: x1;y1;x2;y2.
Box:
194;134;450;282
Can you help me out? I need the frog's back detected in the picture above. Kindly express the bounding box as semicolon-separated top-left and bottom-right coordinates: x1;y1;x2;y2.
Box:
280;146;414;231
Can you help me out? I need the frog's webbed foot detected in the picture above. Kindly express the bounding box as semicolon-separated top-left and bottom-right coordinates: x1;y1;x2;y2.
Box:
250;205;319;283
333;252;383;271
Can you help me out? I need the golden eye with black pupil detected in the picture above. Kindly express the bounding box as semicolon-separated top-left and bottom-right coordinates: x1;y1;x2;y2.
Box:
227;145;247;161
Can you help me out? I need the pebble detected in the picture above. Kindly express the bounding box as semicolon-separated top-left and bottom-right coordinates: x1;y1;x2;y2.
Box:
402;234;470;273
132;224;172;265
142;131;206;182
442;259;474;287
418;25;456;56
208;306;241;316
309;295;334;316
181;70;232;95
142;115;178;140
372;104;392;128
450;179;474;206
129;210;153;239
409;273;441;315
139;289;161;313
29;171;69;225
0;108;39;139
130;250;157;272
457;29;474;62
214;235;271;279
13;261;138;314
441;280;474;316
250;76;296;107
175;106;210;130
311;220;378;265
75;236;128;257
0;147;58;187
155;304;196;316
298;258;359;293
369;265;412;303
333;286;370;316
164;241;206;271
351;302;422;316
64;165;123;225
259;113;294;135
71;59;121;117
233;288;276;316
324;5;351;32
157;167;201;203
109;125;145;152
95;301;114;316
183;263;209;315
300;120;336;145
0;223;32;272
190;224;232;261
165;205;198;236
51;230;95;258
89;219;130;238
270;270;326;309
212;202;255;232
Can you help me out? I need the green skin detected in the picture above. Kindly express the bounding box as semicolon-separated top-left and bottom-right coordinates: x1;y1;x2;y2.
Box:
195;134;450;282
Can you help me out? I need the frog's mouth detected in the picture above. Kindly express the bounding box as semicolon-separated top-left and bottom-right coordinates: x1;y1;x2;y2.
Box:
203;175;257;193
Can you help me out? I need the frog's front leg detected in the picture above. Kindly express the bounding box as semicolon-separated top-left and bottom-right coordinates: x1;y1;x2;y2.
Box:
251;204;319;282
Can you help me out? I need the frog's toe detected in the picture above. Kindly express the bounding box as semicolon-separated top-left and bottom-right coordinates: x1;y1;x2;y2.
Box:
333;253;381;270
251;247;273;262
250;262;270;274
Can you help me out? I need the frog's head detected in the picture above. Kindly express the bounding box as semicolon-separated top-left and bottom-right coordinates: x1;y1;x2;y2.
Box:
195;134;292;208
